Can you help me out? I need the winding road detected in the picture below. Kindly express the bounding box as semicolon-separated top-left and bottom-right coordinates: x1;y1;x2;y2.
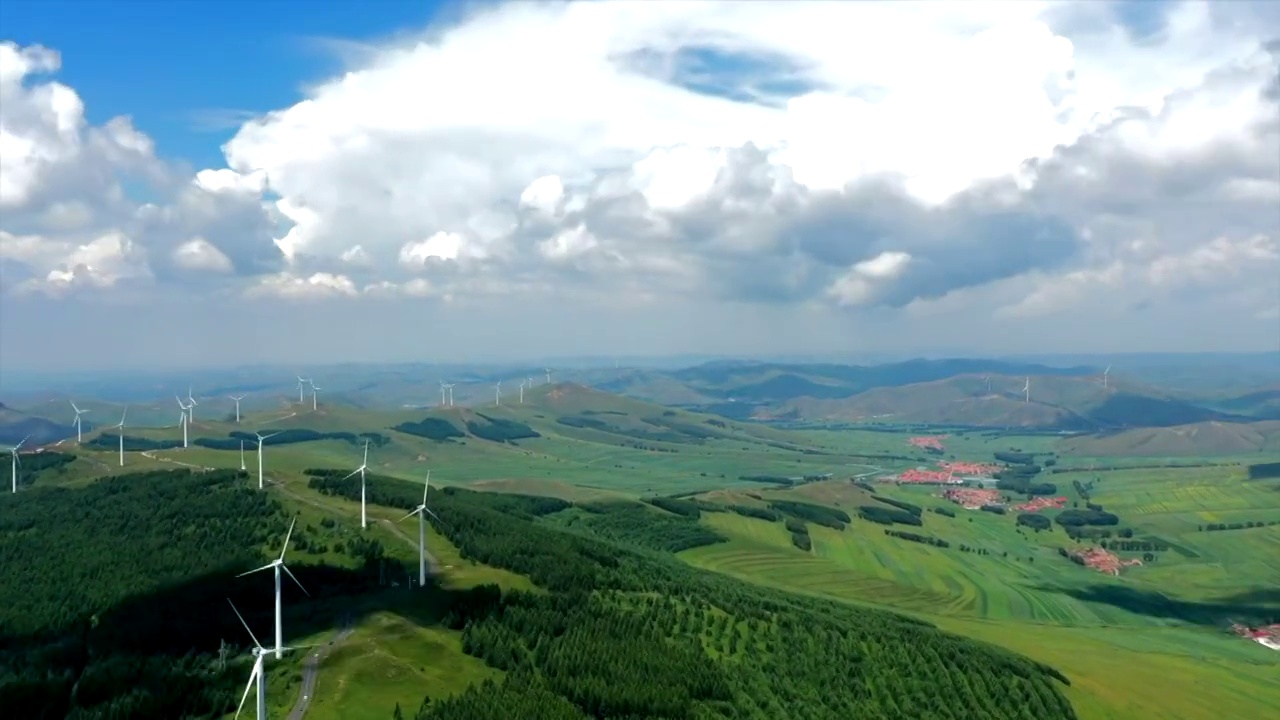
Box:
286;619;356;720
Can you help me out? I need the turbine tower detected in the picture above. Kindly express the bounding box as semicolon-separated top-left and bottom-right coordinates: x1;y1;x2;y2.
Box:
236;516;309;660
1102;365;1112;390
519;380;526;404
544;368;552;384
186;386;199;424
296;376;309;404
114;407;127;467
342;440;371;529
309;381;322;411
447;384;455;406
1023;377;1031;404
494;381;502;407
397;471;442;588
983;375;991;393
229;394;246;423
239;440;247;471
254;431;282;489
8;435;29;494
227;599;269;720
175;397;191;448
439;380;448;407
69;401;89;443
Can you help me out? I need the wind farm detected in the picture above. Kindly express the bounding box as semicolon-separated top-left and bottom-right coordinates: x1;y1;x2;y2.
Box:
2;357;1279;720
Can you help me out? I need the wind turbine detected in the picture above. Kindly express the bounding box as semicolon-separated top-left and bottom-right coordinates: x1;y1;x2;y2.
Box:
519;379;526;404
309;381;322;411
1102;365;1112;390
544;368;552;384
227;599;268;720
1023;377;1031;404
254;431;282;489
114;407;127;467
397;471;442;588
8;435;28;494
236;516;309;660
69;401;89;443
342;440;371;529
175;397;191;448
186;386;199;424
229;394;246;423
239;440;247;471
439;380;447;407
983;375;992;393
494;381;502;407
447;384;455;406
296;376;309;404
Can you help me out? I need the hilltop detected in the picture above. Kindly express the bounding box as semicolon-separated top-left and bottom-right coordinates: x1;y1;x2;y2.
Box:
1059;420;1280;457
767;373;1246;429
0;403;72;446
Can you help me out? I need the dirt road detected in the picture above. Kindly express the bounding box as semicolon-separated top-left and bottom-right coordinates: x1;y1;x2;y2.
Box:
286;620;356;720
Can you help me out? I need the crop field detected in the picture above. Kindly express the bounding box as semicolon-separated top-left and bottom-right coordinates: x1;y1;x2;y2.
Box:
18;391;1280;720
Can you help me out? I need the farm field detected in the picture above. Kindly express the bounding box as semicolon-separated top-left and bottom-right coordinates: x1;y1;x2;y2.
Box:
12;386;1280;720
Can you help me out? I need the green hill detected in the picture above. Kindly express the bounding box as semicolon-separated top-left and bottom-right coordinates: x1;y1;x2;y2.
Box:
1059;420;1280;457
771;374;1243;429
0;402;72;446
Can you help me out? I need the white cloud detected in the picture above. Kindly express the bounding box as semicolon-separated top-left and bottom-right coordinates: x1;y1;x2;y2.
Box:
172;237;234;273
2;1;1280;368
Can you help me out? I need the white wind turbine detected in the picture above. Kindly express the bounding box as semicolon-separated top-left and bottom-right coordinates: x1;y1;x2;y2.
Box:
1102;365;1112;390
544;368;552;384
229;394;246;423
397;471;442;588
175;397;191;448
227;599;269;720
1023;377;1031;404
237;516;309;660
309;381;322;411
69;401;89;443
494;381;502;407
239;440;247;471
114;407;127;467
519;379;526;404
254;431;282;489
983;375;992;393
342;440;371;529
439;380;448;407
8;435;28;494
446;384;455;406
296;376;309;404
186;386;199;424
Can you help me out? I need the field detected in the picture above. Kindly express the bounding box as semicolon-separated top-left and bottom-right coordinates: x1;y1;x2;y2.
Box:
8;383;1280;720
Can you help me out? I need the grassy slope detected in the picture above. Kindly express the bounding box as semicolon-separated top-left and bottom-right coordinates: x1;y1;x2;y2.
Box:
679;458;1280;720
1059;420;1280;457
27;391;1280;720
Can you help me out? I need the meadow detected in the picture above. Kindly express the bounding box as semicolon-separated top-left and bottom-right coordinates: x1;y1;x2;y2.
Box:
9;384;1280;720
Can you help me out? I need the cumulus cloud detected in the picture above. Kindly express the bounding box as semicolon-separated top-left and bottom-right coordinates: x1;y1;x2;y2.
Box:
2;0;1279;368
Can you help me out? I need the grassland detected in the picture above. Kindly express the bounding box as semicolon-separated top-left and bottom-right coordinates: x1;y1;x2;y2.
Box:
20;384;1280;720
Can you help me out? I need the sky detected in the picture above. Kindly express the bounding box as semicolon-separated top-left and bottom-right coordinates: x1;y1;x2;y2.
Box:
0;0;1278;376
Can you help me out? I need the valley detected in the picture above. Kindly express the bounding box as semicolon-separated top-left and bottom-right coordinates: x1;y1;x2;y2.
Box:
2;364;1279;720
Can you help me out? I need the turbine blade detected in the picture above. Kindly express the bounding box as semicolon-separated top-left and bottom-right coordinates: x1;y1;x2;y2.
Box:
120;406;128;424
236;562;275;578
362;441;368;465
424;507;443;524
279;516;297;561
235;664;255;720
341;468;360;480
281;563;310;596
227;598;264;649
422;471;430;504
70;400;80;413
396;509;418;523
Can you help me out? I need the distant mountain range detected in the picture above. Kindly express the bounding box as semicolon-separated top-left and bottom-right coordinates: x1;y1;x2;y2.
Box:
4;357;1278;437
0;402;74;446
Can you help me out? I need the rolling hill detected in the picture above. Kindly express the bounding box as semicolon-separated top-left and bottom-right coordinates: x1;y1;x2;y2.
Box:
767;374;1246;429
1058;420;1280;457
0;403;73;446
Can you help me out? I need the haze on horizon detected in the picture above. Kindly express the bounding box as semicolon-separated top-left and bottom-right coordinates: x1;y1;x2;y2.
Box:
1;0;1278;375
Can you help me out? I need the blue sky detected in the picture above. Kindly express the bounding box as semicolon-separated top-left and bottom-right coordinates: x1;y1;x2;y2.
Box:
0;0;448;168
0;1;1276;374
